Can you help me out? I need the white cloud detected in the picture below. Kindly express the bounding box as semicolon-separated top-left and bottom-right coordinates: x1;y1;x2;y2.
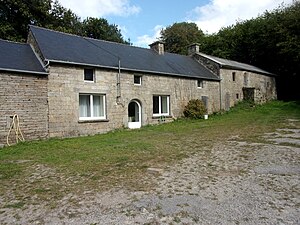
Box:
188;0;294;34
135;25;164;48
58;0;141;19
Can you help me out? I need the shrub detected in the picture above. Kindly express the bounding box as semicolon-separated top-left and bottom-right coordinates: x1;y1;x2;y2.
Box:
183;99;207;119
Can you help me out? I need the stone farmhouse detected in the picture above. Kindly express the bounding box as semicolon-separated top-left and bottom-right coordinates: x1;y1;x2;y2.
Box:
0;25;277;145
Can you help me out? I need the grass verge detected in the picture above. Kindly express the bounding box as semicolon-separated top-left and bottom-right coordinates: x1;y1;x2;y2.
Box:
0;100;299;207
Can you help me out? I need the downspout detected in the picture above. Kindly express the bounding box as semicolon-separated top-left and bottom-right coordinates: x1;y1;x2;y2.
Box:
44;60;50;139
43;60;50;138
116;58;123;105
218;65;222;111
219;76;222;111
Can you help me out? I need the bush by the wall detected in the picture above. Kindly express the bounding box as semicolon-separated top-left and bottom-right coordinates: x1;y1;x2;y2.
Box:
183;99;207;119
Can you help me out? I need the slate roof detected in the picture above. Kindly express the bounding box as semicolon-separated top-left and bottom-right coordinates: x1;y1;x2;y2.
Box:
29;25;219;81
198;52;274;76
0;39;47;75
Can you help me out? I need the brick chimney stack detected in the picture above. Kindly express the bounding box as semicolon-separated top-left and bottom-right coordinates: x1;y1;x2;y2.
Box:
188;43;200;55
149;41;165;55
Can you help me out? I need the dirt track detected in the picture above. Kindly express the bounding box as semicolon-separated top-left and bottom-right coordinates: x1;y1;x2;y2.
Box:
1;120;299;224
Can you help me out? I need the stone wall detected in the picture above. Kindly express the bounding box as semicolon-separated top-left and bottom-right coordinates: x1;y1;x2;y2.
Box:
0;64;277;143
193;54;220;76
120;71;220;126
47;64;221;138
27;31;45;63
0;72;48;146
220;69;277;110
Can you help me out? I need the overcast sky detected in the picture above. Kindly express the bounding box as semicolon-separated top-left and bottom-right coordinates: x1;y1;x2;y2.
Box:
58;0;294;48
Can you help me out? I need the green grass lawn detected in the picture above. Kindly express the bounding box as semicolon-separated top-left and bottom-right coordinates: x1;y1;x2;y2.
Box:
0;101;299;207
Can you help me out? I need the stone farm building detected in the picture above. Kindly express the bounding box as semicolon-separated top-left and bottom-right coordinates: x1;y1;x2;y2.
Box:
0;25;277;145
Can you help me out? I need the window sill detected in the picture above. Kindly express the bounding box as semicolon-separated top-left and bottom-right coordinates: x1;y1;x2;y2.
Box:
152;115;172;119
78;119;109;123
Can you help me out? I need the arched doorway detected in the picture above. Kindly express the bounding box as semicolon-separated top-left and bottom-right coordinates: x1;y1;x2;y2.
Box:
128;100;141;129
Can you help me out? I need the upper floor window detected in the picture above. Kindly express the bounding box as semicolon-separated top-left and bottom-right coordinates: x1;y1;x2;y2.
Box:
232;72;236;82
197;79;204;88
79;94;106;120
153;95;170;117
134;75;142;85
84;68;94;82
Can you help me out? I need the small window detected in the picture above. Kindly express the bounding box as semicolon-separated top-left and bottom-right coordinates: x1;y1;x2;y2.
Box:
153;95;170;116
236;93;239;99
197;79;204;88
84;69;94;82
232;72;236;82
79;94;106;120
134;75;142;85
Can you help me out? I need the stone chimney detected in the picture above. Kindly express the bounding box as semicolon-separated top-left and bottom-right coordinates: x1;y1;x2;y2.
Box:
188;43;200;55
149;41;165;55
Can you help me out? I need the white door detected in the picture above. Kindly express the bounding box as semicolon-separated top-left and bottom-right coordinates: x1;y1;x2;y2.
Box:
128;100;141;129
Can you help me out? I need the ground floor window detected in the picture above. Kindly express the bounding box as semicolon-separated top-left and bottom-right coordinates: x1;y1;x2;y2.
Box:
79;94;106;120
153;95;170;116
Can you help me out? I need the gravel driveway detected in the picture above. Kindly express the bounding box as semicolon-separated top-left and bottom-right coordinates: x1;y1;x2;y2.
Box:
1;120;299;224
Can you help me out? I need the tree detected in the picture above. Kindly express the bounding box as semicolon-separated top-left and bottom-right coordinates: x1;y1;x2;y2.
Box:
160;22;204;55
0;0;51;41
47;0;82;35
197;1;300;100
0;0;129;44
82;17;128;44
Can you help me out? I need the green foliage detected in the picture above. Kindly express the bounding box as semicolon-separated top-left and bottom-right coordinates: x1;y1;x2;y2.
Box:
82;17;129;44
0;0;51;41
198;2;300;100
183;99;207;119
160;22;204;55
0;0;128;44
47;0;82;35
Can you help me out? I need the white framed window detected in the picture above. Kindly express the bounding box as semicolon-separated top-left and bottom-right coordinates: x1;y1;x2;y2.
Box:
197;79;204;88
79;94;106;120
153;95;170;116
134;75;142;85
84;68;94;82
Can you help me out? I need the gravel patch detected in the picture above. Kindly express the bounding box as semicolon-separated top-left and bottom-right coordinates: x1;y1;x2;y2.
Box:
1;124;299;224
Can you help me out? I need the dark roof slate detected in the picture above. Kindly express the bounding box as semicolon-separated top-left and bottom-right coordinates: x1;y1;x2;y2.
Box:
198;53;274;76
29;25;219;80
0;39;47;75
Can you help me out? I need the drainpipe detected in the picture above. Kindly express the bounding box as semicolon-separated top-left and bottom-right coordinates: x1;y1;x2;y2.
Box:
43;59;50;139
219;76;222;111
116;58;122;105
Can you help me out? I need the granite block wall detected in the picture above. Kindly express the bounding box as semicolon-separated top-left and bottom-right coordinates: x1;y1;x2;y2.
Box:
220;69;277;110
0;72;48;146
47;64;221;138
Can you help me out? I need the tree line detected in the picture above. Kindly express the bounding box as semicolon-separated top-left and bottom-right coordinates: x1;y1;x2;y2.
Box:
0;0;129;44
160;2;300;100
